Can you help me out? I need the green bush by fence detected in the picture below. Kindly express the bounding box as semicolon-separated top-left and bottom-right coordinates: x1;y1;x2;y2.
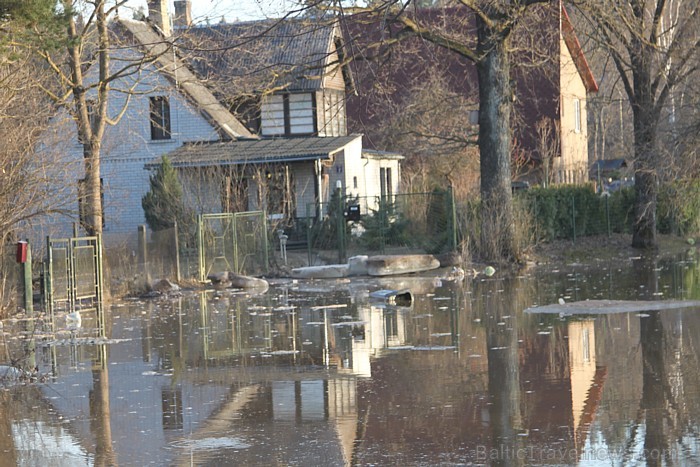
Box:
516;180;700;243
306;190;457;263
658;179;700;236
519;184;635;241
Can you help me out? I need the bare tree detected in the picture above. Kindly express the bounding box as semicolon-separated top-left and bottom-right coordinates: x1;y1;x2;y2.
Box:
20;0;174;236
573;0;700;249
369;70;481;198
338;0;553;261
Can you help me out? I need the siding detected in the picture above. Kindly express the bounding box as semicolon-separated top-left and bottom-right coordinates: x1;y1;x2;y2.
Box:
40;54;226;241
557;29;589;184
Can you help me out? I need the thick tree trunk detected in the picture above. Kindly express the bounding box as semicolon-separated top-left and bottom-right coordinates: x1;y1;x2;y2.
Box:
83;141;103;236
630;39;659;250
476;18;515;262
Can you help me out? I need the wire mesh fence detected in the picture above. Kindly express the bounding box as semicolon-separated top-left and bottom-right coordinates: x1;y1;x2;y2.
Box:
198;212;269;281
0;246;22;314
516;187;636;242
305;190;458;264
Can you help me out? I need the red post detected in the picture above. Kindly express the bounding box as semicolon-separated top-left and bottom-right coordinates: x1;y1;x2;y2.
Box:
16;241;28;263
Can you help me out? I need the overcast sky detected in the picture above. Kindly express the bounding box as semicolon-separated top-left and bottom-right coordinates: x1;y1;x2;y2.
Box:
122;0;295;23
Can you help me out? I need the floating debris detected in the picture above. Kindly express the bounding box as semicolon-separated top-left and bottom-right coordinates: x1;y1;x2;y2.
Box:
310;304;348;311
170;437;251;451
525;299;700;315
331;321;366;327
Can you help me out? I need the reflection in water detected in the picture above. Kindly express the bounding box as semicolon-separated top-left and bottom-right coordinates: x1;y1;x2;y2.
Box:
90;344;116;467
0;255;698;464
484;279;524;466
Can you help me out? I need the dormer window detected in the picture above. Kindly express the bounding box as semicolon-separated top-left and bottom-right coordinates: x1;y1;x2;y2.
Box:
150;96;171;140
261;93;315;137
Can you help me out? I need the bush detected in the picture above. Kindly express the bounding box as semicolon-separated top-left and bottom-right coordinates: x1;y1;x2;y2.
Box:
142;156;196;247
658;179;700;236
359;199;411;251
520;184;636;241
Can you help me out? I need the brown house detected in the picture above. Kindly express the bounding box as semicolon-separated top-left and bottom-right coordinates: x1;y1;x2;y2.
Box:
342;1;598;187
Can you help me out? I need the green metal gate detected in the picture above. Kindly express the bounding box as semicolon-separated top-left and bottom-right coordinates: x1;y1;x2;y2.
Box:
198;212;269;281
45;235;104;328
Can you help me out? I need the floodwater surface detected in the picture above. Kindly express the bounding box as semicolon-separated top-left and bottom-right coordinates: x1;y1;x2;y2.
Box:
1;254;700;466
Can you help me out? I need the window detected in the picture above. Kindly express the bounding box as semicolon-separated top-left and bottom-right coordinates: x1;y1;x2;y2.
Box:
380;167;393;201
574;98;581;133
261;93;315;137
150;96;171;140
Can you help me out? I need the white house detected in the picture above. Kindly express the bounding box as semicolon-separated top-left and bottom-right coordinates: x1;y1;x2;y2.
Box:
34;2;401;246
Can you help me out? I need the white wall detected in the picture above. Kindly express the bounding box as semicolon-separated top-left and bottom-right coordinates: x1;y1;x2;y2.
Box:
36;53;226;244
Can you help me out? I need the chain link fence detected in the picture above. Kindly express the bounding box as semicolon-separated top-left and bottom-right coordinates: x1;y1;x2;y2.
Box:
0;245;21;315
197;212;269;281
305;190;458;264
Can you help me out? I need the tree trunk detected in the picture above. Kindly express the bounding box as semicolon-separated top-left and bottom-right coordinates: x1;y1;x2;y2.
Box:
630;38;659;250
67;0;108;236
83;140;103;236
476;17;515;262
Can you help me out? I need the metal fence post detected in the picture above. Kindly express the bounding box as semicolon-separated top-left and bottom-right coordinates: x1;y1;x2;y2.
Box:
22;241;33;315
605;194;611;237
307;204;313;266
197;214;204;282
572;196;577;242
45;236;53;318
173;221;181;282
96;234;105;335
449;186;457;251
337;189;346;264
138;225;150;285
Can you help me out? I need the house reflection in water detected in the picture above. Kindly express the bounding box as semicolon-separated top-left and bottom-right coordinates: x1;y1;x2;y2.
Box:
520;317;607;464
12;281;649;465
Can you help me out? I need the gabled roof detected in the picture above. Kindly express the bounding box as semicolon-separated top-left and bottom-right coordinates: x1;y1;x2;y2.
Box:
158;135;363;168
561;5;598;93
180;19;348;94
116;18;255;139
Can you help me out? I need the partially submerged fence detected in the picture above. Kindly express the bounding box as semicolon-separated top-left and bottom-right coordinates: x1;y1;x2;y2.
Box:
305;190;458;264
198;211;269;281
0;245;22;313
45;235;105;329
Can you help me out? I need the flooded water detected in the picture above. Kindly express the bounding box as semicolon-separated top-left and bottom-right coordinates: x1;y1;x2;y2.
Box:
1;254;700;466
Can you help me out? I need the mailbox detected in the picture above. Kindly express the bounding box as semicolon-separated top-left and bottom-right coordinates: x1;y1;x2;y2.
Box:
345;204;361;222
16;241;28;264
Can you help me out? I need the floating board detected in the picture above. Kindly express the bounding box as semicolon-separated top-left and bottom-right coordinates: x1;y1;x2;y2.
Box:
525;299;700;315
366;255;440;276
291;264;349;279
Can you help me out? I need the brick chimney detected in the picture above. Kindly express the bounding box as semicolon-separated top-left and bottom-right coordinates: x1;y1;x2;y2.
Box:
147;0;171;36
174;1;192;29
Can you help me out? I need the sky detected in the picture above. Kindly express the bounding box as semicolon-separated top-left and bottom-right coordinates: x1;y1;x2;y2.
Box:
123;0;294;23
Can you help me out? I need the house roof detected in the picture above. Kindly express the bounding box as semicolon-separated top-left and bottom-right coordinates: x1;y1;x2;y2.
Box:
180;19;345;94
156;135;363;168
561;5;599;93
116;18;255;140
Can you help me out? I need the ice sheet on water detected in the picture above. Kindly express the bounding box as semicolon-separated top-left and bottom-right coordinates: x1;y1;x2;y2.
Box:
525;299;700;315
169;437;251;451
